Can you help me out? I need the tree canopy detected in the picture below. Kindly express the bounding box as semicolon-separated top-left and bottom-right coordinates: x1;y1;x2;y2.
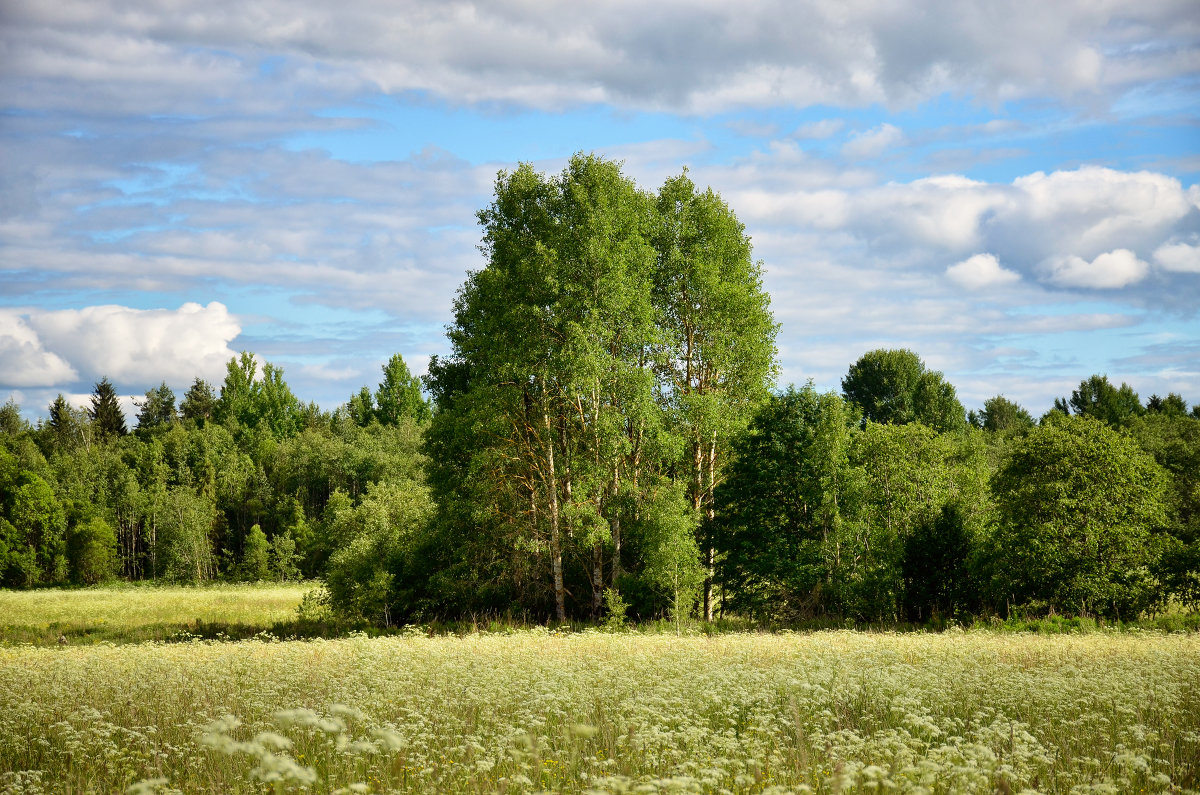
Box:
841;349;965;432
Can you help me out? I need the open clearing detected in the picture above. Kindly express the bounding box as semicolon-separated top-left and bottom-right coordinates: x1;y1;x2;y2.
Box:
2;628;1198;793
0;584;310;645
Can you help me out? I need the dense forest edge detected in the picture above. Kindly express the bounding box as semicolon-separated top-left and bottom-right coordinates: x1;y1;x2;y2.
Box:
2;154;1198;632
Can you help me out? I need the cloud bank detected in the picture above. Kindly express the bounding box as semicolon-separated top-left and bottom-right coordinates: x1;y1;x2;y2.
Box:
2;0;1196;114
2;302;240;389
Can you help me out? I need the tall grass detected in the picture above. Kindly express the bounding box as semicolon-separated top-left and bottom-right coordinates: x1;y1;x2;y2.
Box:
0;583;310;645
2;629;1197;793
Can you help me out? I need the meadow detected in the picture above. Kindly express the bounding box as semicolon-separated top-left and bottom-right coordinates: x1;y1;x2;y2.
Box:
2;608;1198;793
0;583;311;645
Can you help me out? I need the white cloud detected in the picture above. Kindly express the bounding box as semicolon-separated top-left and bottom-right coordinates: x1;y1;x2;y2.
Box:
1040;249;1150;289
842;124;904;159
946;254;1022;289
793;119;844;139
852;175;1012;251
716;164;1196;289
1154;241;1200;273
8;302;242;389
0;312;78;387
1;0;1194;115
1011;167;1192;256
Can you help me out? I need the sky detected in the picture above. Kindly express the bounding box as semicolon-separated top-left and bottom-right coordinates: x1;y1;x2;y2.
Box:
1;0;1199;423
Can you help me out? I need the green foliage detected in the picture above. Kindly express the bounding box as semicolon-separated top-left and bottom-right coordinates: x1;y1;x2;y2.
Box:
0;399;28;436
841;348;966;432
972;394;1035;433
850;423;991;620
422;154;776;622
67;517;119;585
715;384;857;620
2;471;67;586
213;352;302;440
990;415;1169;618
45;394;91;454
375;353;429;425
155;487;217;583
601;587;629;629
135;382;178;432
1069;374;1144;426
347;385;375;427
634;482;705;626
214;351;258;428
324;481;433;624
180;378;216;425
240;524;270;581
1128;412;1200;606
1147;392;1190;416
269;529;301;582
901;503;976;621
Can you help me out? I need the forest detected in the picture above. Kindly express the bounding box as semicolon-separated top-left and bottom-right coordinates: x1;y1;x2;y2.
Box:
1;155;1198;627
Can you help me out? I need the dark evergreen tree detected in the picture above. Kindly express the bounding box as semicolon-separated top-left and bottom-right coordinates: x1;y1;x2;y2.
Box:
44;393;86;453
88;377;128;439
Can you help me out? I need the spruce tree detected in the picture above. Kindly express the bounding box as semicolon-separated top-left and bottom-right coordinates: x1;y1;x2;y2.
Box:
88;377;128;439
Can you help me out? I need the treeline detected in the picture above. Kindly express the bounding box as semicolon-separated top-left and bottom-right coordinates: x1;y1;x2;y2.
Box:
1;154;1198;626
0;353;430;614
717;368;1199;623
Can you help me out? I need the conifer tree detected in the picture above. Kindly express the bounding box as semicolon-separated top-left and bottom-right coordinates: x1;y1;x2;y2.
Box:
88;378;127;439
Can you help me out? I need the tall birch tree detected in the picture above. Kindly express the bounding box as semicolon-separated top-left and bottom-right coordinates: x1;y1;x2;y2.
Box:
652;172;778;620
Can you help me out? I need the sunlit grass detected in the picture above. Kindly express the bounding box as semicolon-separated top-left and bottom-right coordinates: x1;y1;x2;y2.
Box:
0;583;310;645
2;629;1197;793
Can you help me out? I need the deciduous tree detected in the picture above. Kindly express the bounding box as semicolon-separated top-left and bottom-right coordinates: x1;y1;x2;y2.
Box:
841;349;965;432
991;416;1168;618
135;382;178;432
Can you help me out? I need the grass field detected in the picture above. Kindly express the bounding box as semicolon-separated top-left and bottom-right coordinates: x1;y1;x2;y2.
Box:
2;622;1198;793
0;583;311;645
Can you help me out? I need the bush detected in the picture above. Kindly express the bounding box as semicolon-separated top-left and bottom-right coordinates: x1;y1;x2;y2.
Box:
68;517;119;585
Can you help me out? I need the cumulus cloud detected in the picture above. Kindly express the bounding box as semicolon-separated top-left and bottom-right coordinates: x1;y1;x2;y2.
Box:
1010;167;1193;257
0;312;78;387
2;302;242;390
713;164;1196;300
1154;241;1200;273
842;124;905;159
946;253;1022;289
1040;249;1151;289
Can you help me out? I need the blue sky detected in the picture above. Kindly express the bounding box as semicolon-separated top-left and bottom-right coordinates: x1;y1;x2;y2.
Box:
2;0;1198;421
